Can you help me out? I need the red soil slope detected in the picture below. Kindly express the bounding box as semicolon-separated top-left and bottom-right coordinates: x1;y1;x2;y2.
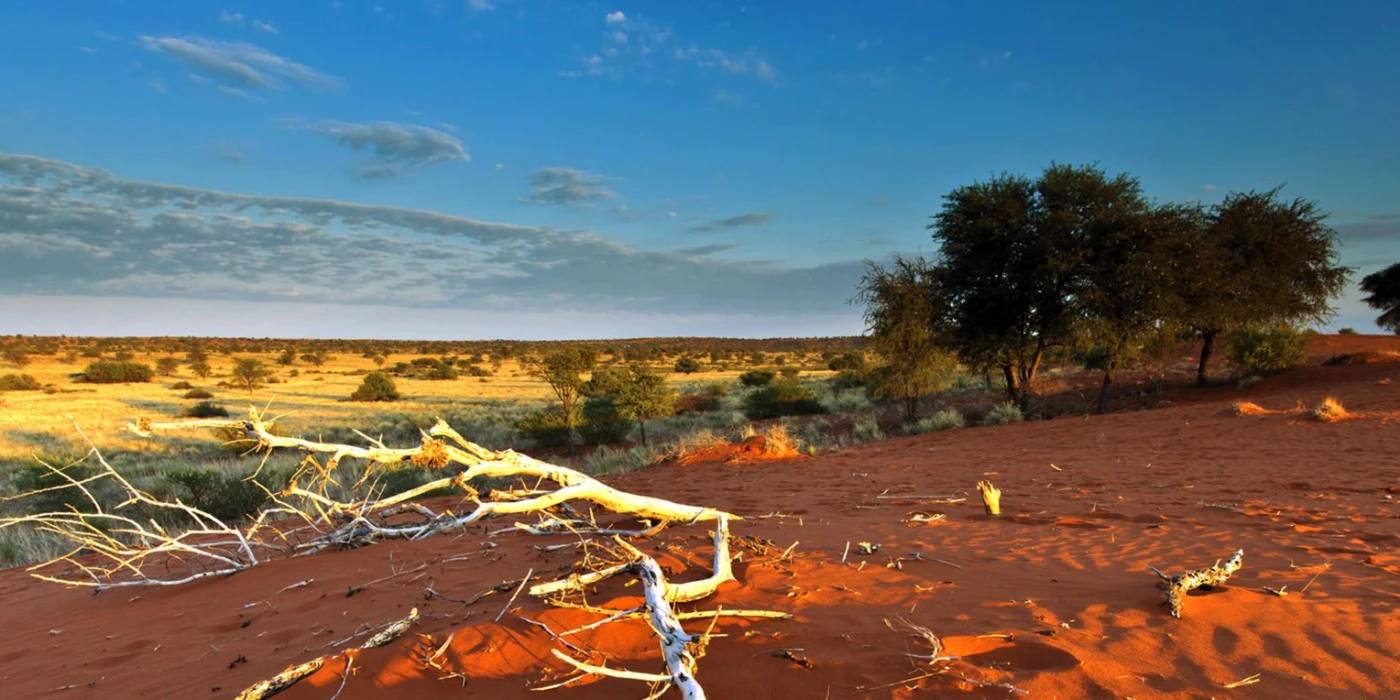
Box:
2;362;1398;698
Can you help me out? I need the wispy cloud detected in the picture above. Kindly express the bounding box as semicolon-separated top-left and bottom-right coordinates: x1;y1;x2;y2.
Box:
466;0;497;11
140;35;341;93
296;120;469;178
674;46;776;82
0;152;860;317
675;244;737;256
688;211;776;233
834;67;894;87
203;142;245;164
253;19;278;34
220;9;245;26
979;50;1014;68
520;167;617;206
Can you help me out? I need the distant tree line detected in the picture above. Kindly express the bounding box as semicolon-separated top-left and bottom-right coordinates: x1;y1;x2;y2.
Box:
859;163;1351;415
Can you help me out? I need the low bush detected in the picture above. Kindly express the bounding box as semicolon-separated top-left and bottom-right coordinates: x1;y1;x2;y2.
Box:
182;401;229;418
0;373;41;391
744;379;826;419
8;461;106;514
674;392;722;414
77;360;153;384
903;408;965;435
351;371;401;402
171;381;194;390
515;408;571;448
579;397;634;445
739;369;776;387
164;467;290;522
982;402;1025;426
1228;325;1313;377
850;418;883;443
183;388;214;399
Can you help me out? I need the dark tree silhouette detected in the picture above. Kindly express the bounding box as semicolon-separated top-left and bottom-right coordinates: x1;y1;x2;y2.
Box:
1360;262;1400;333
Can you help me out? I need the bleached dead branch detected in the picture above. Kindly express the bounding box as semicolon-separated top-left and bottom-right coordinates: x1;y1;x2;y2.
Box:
1149;549;1245;618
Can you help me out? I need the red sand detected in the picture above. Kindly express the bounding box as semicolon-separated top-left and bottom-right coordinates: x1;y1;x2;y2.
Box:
3;358;1400;698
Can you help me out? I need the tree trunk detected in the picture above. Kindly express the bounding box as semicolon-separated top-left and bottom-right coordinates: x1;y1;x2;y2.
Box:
904;395;918;423
638;419;648;449
1097;360;1116;414
1196;330;1217;386
1001;365;1017;403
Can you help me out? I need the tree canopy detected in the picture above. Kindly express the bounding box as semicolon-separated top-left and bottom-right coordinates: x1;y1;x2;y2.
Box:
1360;262;1400;333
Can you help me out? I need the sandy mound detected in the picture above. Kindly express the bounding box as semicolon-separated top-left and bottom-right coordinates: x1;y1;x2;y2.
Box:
3;363;1400;698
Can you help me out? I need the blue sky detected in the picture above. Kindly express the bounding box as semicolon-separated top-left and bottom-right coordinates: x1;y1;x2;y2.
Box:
1;0;1397;338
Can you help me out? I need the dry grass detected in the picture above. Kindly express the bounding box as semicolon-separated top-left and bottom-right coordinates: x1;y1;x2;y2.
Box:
0;352;833;459
1310;397;1352;423
1233;401;1281;417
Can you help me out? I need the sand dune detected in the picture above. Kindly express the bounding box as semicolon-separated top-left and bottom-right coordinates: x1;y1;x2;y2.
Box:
2;360;1398;698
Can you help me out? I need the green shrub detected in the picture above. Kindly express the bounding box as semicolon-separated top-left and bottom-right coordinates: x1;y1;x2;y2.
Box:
850;418;883;443
182;401;229;418
983;402;1025;426
744;379;826;419
164;467;289;522
903;408;965;435
579;397;634;445
0;373;41;391
1338;327;1357;335
77;360;153;384
183;388;214;399
351;372;401;401
9;461;105;514
1228;325;1314;377
515;408;572;448
673;357;701;374
739;370;776;387
827;351;866;372
831;369;867;390
1075;346;1109;371
425;362;459;380
155;357;181;376
703;382;730;398
170;380;194;390
674;392;722;414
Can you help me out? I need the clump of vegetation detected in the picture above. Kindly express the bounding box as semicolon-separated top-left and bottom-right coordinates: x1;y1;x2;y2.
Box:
850;418;883;443
903;408;965;434
351;371;401;402
230;357;270;392
744;378;825;419
77;360;154;384
164;467;290;522
579;397;634;445
739;369;776;387
982;402;1025;426
155;357;181;376
183;388;214;399
1227;325;1313;377
673;356;701;374
1310;397;1351;422
182;401;230;418
1360;262;1400;333
515;408;571;448
0;373;41;391
171;380;194;390
8;461;107;515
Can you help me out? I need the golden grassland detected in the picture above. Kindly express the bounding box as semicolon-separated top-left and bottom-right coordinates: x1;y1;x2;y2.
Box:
0;351;833;460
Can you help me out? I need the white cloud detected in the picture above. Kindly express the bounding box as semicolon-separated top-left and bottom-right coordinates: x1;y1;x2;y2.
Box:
520;167;616;206
689;212;776;233
466;0;497;11
220;9;245;26
0;152;863;319
253;19;278;34
494;163;506;171
605;11;627;24
675;46;777;83
1203;184;1218;192
297;120;470;178
667;211;678;218
140;35;342;93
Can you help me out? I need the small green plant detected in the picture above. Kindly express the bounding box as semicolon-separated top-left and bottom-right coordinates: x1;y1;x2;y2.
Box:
77;360;154;384
183;388;214;399
182;401;230;418
1228;325;1313;377
0;373;41;391
850;418;883;443
983;402;1025;426
351;371;401;401
903;408;965;434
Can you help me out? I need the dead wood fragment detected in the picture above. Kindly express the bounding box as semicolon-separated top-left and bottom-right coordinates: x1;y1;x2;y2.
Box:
234;607;418;700
977;480;1002;516
1148;549;1244;618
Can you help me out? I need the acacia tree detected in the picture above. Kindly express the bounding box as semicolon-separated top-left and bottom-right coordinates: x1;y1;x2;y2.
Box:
931;164;1142;409
1176;188;1350;384
231;357;270;393
529;347;597;456
1079;201;1195;412
856;255;958;422
1360;262;1400;333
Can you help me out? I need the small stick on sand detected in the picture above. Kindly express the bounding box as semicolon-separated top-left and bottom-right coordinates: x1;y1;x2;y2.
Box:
1148;549;1244;618
235;607;418;700
976;481;1001;516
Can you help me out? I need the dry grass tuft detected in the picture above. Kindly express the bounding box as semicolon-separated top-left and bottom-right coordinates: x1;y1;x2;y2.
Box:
1310;397;1352;423
760;424;801;457
1233;401;1279;417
